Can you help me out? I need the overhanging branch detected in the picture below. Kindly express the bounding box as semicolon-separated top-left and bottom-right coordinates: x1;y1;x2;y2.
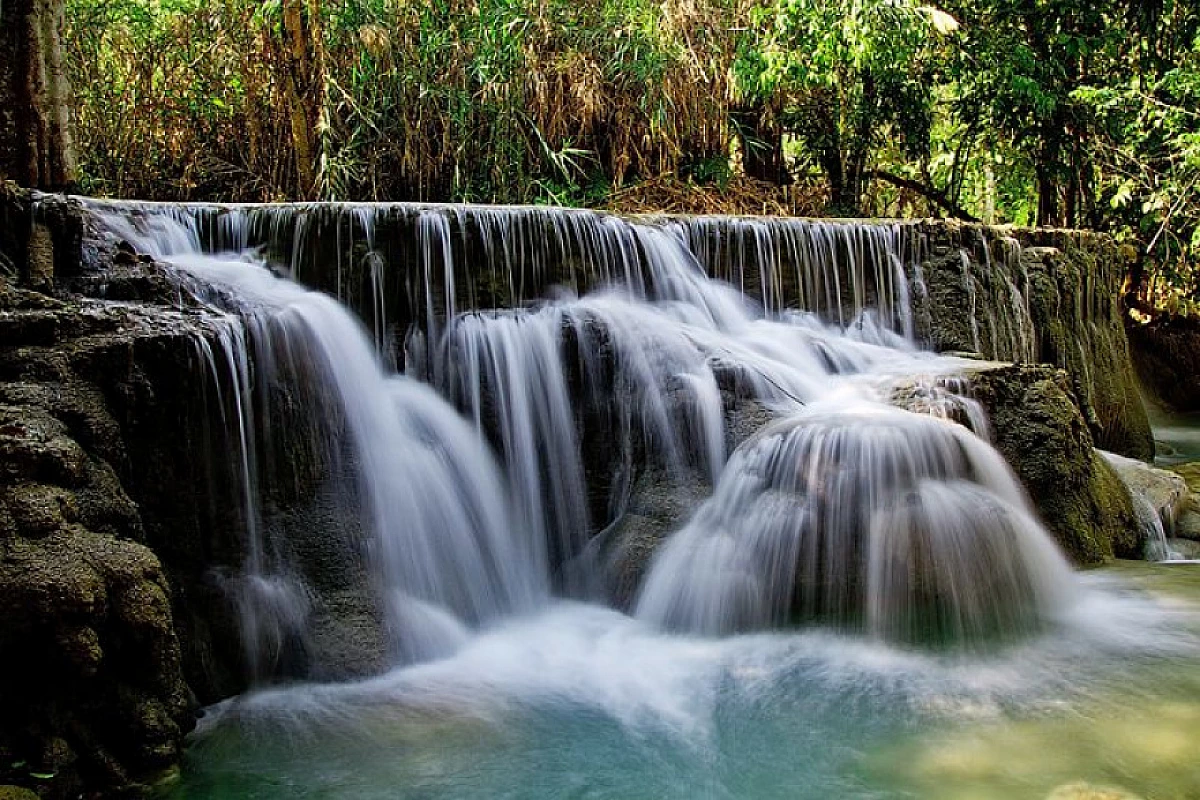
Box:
866;170;980;222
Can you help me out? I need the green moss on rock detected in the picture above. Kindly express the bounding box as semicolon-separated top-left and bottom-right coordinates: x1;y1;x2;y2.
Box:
965;364;1140;563
910;224;1153;460
0;786;41;800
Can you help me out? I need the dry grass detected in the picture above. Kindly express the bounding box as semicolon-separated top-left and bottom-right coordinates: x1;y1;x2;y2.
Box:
603;174;826;216
67;0;753;205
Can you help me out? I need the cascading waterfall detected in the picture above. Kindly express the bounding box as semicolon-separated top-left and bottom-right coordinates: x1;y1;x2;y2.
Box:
84;197;1080;661
635;402;1073;642
93;209;547;672
65;197;1200;800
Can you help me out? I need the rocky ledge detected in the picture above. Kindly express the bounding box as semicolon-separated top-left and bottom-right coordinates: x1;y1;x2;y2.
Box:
0;278;211;797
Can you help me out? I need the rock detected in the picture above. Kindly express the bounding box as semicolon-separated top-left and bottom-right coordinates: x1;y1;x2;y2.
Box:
1129;312;1200;412
1100;451;1190;529
599;467;712;610
1167;538;1200;559
910;223;1153;460
599;396;782;608
1167;461;1200;494
0;271;234;796
723;396;779;454
961;364;1141;563
1175;510;1200;541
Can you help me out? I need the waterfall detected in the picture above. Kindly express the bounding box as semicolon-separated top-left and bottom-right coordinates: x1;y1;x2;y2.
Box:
82;198;1081;663
635;402;1073;643
92;209;547;674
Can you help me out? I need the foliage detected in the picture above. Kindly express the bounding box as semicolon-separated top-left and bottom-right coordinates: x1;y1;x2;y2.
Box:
732;0;957;213
64;0;1200;303
67;0;738;203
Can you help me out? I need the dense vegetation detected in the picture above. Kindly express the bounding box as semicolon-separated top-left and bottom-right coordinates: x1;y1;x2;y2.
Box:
66;0;1199;302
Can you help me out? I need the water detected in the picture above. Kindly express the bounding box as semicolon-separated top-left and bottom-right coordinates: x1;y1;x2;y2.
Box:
73;199;1200;798
101;212;548;672
1148;403;1200;467
172;568;1200;800
637;404;1073;642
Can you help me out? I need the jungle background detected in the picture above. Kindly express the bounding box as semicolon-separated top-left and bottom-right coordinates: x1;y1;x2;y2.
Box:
65;0;1200;308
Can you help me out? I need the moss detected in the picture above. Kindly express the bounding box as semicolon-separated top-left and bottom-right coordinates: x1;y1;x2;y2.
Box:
965;364;1140;564
0;483;77;536
911;225;1153;460
0;786;41;800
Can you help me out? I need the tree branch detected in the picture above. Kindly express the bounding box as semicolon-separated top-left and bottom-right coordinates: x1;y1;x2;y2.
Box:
865;170;980;222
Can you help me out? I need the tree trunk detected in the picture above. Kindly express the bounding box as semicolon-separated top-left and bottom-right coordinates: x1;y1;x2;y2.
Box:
279;0;325;199
0;0;76;190
731;105;790;186
1036;163;1060;227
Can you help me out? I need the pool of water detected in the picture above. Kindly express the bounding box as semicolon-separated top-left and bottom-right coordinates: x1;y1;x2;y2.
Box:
1148;405;1200;468
166;564;1200;800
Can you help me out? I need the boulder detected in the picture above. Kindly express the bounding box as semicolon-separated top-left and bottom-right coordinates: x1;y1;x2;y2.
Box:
960;364;1141;563
1100;451;1190;529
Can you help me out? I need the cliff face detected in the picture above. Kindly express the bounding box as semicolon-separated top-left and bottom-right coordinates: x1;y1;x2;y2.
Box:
0;189;254;797
0;285;199;797
908;223;1153;461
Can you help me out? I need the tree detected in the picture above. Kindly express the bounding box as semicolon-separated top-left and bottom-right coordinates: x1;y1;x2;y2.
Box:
946;0;1120;227
0;0;77;189
733;0;959;214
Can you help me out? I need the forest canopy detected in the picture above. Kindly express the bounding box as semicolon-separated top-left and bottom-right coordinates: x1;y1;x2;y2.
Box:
66;0;1200;303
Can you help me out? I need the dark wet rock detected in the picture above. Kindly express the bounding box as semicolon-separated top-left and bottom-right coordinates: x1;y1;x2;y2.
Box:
0;199;239;796
1128;313;1200;413
962;364;1140;563
600;397;782;608
599;467;712;610
0;290;209;797
304;588;390;683
723;396;780;454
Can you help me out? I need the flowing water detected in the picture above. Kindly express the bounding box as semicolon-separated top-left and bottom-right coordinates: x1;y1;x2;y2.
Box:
77;200;1200;799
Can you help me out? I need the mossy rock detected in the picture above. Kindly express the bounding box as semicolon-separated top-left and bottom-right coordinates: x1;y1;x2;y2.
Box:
910;224;1152;461
965;363;1140;563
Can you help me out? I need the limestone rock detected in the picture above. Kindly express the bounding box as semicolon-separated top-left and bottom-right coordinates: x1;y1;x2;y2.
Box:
1167;537;1200;558
1176;511;1200;541
0;267;235;796
599;467;712;610
1100;451;1190;529
961;364;1141;563
909;223;1152;460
